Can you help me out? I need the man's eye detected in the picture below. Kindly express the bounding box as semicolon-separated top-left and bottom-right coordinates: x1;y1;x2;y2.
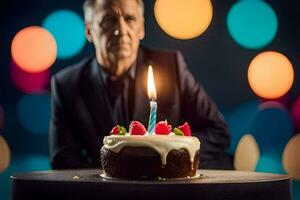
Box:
104;16;116;24
125;16;135;22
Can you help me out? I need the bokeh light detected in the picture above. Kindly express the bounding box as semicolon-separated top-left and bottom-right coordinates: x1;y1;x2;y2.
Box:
250;106;293;156
0;154;50;200
0;104;4;130
292;181;300;200
291;96;300;132
227;0;278;49
0;135;10;172
234;134;260;171
224;100;259;154
43;10;86;59
17;94;51;134
248;51;294;99
11;26;57;73
259;101;286;111
256;154;285;174
260;95;290;109
154;0;213;39
10;61;51;94
283;134;300;180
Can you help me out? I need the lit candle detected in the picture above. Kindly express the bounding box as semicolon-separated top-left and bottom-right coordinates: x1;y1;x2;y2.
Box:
147;65;157;135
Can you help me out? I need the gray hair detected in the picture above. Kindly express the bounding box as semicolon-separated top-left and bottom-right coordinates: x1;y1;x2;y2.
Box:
83;0;144;22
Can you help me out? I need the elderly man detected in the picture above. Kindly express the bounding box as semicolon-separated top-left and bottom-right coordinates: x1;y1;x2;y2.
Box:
49;0;232;169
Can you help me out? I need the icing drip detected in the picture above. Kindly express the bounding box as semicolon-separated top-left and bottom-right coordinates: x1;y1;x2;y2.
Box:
103;134;201;166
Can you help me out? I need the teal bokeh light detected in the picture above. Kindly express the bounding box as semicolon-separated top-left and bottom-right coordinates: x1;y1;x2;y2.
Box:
250;106;292;155
293;181;300;200
0;154;50;200
17;94;51;134
43;10;86;59
255;154;285;174
222;100;259;155
227;0;278;49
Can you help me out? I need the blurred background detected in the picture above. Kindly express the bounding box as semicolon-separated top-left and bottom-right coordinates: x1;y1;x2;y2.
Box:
1;0;300;199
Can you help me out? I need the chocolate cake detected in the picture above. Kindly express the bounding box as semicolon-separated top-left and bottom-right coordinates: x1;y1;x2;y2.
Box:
100;120;201;179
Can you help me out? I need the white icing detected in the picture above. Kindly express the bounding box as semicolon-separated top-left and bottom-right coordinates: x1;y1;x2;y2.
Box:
103;133;200;166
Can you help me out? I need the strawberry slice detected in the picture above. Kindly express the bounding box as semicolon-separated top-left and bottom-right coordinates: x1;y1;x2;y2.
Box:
178;122;192;136
129;121;146;135
155;120;172;135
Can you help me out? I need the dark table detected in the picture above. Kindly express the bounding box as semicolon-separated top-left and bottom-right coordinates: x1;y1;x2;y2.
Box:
11;169;291;200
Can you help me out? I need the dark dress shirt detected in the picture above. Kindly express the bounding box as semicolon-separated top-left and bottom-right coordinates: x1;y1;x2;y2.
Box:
49;46;233;169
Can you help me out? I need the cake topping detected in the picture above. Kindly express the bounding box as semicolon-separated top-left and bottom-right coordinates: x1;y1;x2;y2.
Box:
110;125;126;135
103;135;200;166
173;127;184;136
129;121;146;135
178;122;192;136
155;120;172;135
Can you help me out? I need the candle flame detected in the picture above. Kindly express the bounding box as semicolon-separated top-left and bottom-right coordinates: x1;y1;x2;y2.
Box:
147;65;157;100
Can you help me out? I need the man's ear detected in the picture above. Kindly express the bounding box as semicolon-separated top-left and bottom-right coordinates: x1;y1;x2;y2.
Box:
85;22;93;43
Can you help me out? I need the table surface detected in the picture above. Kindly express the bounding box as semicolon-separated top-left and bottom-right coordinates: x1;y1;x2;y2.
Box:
11;169;289;184
11;169;291;200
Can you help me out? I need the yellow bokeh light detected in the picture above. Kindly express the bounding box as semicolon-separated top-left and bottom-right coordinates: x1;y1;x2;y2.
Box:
0;135;10;172
248;51;294;99
234;134;260;171
283;133;300;180
11;26;57;73
154;0;213;40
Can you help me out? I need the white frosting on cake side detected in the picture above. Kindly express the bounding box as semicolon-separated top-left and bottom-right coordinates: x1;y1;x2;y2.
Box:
103;134;201;166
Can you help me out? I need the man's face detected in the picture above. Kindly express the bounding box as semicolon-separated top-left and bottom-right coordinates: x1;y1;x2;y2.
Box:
86;0;144;70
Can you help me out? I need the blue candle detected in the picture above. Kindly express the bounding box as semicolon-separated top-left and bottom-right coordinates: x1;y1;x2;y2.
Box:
147;65;157;135
148;100;157;134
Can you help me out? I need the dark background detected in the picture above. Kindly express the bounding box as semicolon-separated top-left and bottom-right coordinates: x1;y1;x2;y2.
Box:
0;0;300;199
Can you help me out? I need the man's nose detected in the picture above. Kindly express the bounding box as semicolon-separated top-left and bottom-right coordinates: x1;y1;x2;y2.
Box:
116;17;128;36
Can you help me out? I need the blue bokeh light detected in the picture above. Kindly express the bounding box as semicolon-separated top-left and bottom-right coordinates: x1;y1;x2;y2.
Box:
43;10;86;59
255;154;285;174
227;0;278;49
0;154;50;200
17;94;51;134
250;106;293;155
292;181;300;200
223;100;259;154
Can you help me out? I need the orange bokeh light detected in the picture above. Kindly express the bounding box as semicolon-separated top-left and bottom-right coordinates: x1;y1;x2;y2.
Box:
154;0;213;40
11;26;57;73
248;51;294;99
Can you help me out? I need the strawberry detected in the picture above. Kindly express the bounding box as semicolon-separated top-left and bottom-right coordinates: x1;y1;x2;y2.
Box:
129;121;146;135
110;125;126;135
178;122;192;136
111;125;120;135
155;120;172;135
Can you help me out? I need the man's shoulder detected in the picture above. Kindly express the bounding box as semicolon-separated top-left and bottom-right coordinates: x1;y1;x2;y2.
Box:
53;56;94;85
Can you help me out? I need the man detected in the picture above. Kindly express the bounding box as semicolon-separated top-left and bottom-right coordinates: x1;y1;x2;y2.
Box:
49;0;232;169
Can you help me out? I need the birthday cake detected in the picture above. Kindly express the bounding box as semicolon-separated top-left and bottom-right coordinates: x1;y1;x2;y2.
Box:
100;121;201;179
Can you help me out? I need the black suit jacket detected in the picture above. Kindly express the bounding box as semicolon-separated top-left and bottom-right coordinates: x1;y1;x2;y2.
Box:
49;46;233;169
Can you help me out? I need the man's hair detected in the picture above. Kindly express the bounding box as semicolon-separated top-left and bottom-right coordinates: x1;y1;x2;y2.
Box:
83;0;144;22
